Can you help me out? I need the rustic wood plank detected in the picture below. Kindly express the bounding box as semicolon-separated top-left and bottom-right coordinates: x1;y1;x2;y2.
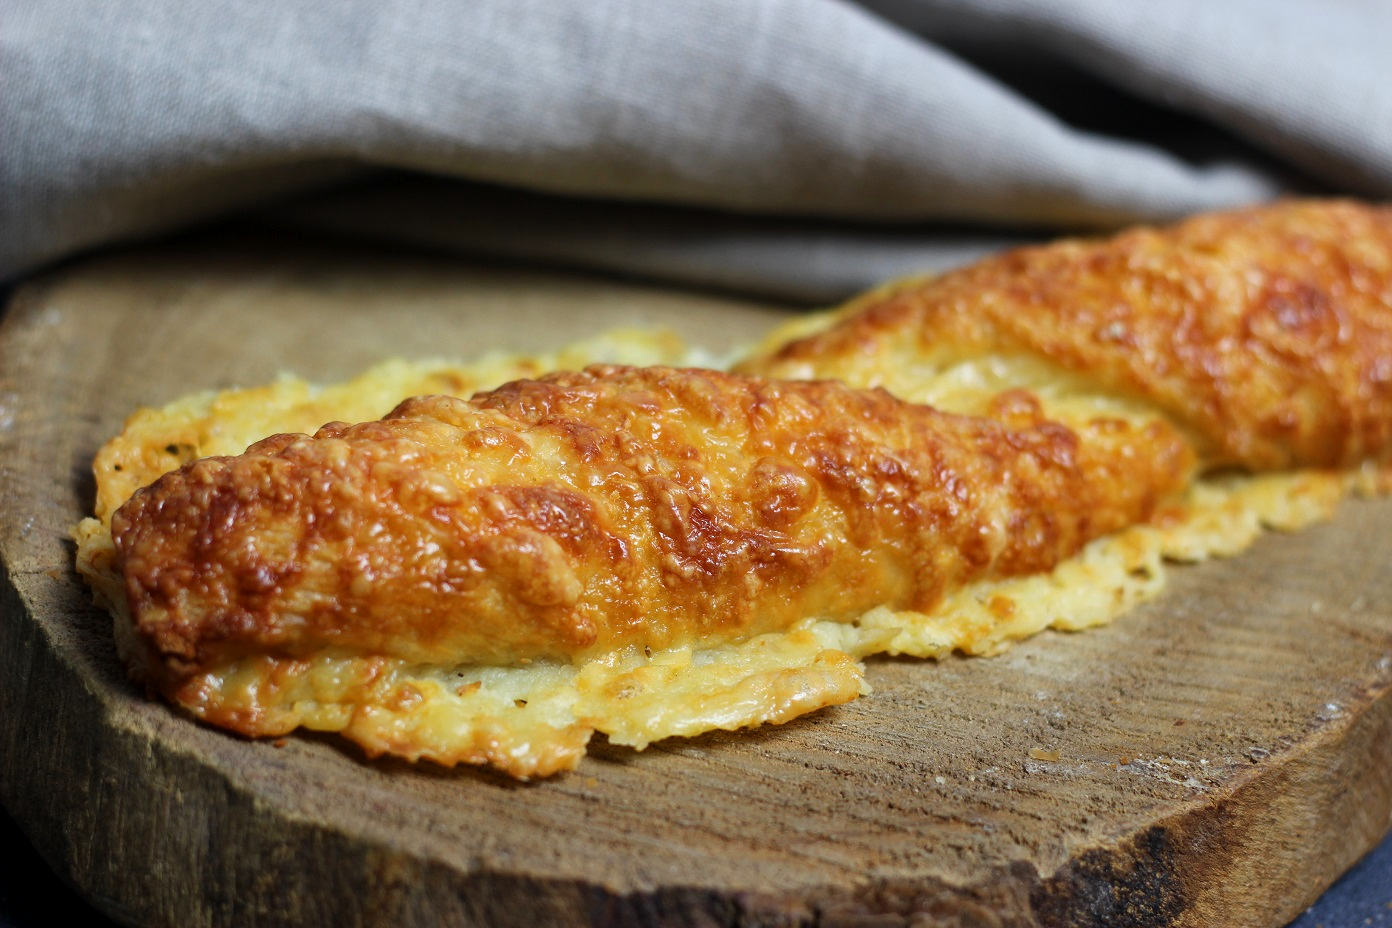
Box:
1;232;1389;928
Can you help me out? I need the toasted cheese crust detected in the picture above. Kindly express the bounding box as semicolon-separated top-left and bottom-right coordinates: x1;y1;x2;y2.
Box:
112;366;1193;684
746;200;1392;470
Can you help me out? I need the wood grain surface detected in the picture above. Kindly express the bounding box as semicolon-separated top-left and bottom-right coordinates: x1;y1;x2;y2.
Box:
2;233;1390;928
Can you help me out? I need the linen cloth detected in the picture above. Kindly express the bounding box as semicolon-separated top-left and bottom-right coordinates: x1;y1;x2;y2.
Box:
4;0;1390;300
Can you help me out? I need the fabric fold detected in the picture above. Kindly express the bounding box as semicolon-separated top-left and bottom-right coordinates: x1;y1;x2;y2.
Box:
3;0;1382;290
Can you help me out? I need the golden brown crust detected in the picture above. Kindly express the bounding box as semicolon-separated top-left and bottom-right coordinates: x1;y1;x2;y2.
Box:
745;200;1392;470
112;366;1194;687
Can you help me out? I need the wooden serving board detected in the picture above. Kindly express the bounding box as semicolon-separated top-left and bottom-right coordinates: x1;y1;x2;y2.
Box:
2;233;1390;928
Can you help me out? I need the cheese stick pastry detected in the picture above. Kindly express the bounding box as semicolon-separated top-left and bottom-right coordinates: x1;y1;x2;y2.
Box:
743;200;1392;471
110;367;1192;774
116;368;1192;673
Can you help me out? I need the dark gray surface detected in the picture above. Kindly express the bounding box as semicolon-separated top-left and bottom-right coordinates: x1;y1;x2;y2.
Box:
1287;836;1392;928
